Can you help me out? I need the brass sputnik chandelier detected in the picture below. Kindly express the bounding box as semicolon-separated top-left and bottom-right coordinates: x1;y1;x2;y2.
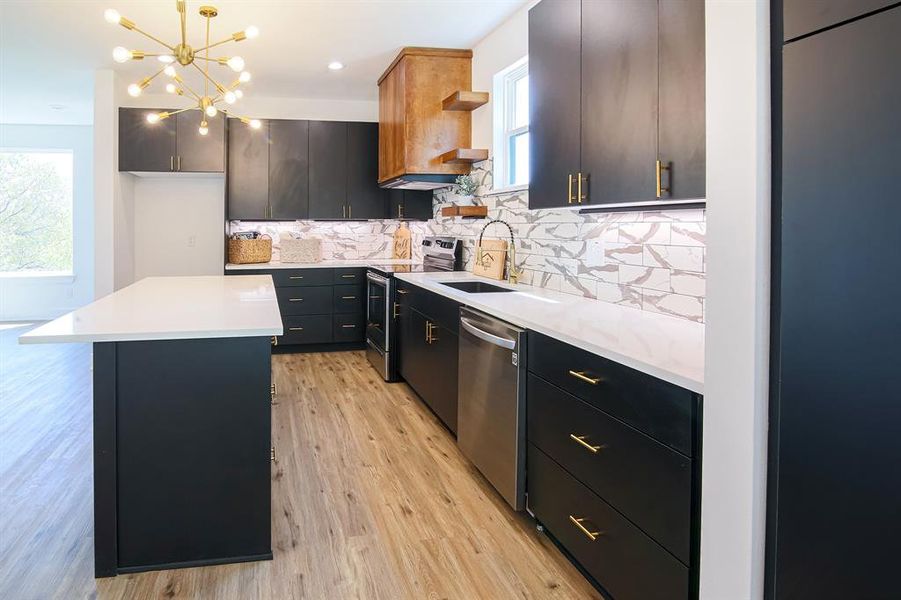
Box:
104;0;261;135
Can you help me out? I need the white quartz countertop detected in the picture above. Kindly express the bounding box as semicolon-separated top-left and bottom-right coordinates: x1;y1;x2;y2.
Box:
395;271;705;394
19;275;283;344
225;258;419;270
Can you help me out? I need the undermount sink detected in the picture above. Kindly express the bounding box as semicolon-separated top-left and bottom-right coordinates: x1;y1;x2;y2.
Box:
439;281;515;294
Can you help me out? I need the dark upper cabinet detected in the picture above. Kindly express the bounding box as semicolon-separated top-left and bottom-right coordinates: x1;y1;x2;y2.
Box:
119;107;176;172
269;120;309;220
528;0;582;210
387;190;434;220
227;119;270;220
175;111;225;173
308;121;347;219
658;0;706;200
346;122;385;219
528;0;705;209
580;0;658;205
783;0;897;41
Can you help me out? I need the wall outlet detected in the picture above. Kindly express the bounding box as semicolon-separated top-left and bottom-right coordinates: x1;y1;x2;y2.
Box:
187;235;196;248
585;240;605;267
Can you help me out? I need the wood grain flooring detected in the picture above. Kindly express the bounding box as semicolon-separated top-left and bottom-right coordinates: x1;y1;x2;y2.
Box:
0;328;601;600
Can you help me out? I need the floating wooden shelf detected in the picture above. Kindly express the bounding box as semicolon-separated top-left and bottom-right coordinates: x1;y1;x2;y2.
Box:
441;205;488;218
439;148;489;164
442;91;489;111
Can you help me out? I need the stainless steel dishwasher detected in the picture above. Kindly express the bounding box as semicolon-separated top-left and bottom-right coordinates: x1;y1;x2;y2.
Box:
457;307;527;510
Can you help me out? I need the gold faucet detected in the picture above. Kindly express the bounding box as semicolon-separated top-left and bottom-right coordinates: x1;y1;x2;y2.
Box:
478;219;523;285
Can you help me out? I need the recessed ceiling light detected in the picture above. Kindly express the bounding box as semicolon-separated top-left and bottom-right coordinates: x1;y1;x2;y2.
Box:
328;61;344;71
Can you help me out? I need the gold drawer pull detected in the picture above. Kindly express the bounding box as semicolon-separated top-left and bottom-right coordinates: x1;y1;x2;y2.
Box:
341;295;356;300
270;447;277;462
393;302;400;318
288;298;304;302
569;434;602;453
289;275;303;280
288;327;304;331
569;516;602;541
271;336;278;346
397;289;409;295
341;324;356;329
568;370;601;385
341;274;355;278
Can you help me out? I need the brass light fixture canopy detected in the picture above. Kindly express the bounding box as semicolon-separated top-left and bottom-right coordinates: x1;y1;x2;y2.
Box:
105;0;260;136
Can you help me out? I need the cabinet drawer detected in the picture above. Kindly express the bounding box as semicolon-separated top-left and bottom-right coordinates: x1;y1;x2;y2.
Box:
333;285;363;314
333;268;365;285
528;445;689;600
407;287;461;335
280;315;332;345
333;313;364;343
528;374;692;562
271;269;333;287
276;286;333;316
528;332;696;455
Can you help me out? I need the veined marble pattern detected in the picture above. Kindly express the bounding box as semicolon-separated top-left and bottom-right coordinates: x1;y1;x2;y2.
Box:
430;159;707;323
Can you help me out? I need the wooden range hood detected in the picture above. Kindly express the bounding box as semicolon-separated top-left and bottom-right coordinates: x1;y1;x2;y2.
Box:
377;47;488;190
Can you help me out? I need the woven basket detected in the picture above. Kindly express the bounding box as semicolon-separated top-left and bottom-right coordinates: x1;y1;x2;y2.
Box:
280;237;322;263
228;237;272;264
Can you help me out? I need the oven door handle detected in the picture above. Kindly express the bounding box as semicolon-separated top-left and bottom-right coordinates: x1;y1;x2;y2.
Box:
367;271;388;285
460;317;516;350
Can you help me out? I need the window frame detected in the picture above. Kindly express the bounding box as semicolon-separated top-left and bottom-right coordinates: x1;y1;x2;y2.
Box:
492;56;529;193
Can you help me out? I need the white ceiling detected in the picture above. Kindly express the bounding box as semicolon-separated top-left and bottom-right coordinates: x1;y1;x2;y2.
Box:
0;0;527;126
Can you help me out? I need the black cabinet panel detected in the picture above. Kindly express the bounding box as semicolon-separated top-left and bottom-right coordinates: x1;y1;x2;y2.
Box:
528;445;689;600
227;120;269;219
275;286;333;316
332;285;363;314
281;315;332;345
176;111;225;173
658;0;705;200
333;313;364;342
528;374;692;563
269;120;309;219
333;268;365;285
400;307;432;400
309;121;347;219
528;0;581;209
347;122;385;219
404;191;434;220
783;0;897;40
402;307;458;434
580;0;658;205
407;286;461;335
119;107;176;172
270;268;333;287
771;9;901;598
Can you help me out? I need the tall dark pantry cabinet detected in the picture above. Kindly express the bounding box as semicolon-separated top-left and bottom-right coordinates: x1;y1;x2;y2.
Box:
768;2;901;599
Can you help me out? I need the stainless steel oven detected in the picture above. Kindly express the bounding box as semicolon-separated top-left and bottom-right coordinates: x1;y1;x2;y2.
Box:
365;271;392;380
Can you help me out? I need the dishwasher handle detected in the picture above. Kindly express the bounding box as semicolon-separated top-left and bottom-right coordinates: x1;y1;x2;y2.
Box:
460;317;517;350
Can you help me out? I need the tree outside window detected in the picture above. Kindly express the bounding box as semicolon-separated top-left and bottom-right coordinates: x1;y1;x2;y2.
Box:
0;150;74;274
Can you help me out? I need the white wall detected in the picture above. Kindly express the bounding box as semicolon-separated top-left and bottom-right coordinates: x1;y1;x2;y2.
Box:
133;176;225;280
0;124;94;321
700;1;770;599
123;94;378;122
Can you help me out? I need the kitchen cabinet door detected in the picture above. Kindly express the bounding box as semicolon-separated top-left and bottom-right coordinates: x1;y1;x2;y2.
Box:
308;120;347;219
400;308;432;401
347;122;385;219
119;107;176;172
783;0;897;41
658;0;705;200
528;0;582;209
175;111;225;172
580;0;658;205
389;190;433;221
425;324;459;434
227;119;270;220
269;120;310;219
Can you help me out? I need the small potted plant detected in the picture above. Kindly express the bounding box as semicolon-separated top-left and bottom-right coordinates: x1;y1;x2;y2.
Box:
453;174;478;202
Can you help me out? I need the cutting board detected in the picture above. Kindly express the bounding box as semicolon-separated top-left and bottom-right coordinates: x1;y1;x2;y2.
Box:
472;239;507;281
392;223;412;259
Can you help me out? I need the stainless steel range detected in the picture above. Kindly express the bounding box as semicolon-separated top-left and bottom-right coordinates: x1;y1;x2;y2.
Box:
365;236;461;381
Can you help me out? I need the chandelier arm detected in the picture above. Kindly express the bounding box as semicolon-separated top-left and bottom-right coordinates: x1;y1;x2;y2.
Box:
204;13;211;98
193;37;234;54
193;55;231;62
129;25;176;52
166;106;198;118
177;0;187;48
177;80;203;101
145;63;171;85
191;62;228;97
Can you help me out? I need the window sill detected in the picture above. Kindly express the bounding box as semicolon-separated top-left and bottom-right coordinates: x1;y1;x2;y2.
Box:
485;183;529;197
0;271;75;283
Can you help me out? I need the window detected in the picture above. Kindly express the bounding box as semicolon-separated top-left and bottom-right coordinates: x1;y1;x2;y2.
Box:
0;150;74;274
493;56;529;189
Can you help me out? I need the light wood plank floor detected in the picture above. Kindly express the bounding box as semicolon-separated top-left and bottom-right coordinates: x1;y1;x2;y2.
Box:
1;327;601;599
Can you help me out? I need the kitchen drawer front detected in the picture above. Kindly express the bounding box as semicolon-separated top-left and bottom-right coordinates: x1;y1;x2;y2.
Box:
276;286;333;316
332;285;364;314
280;315;332;345
333;268;365;285
271;269;334;288
333;313;364;343
408;288;461;335
528;445;690;600
528;374;692;563
528;332;696;455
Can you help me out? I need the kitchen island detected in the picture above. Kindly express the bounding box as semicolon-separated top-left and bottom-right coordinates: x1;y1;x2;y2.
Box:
19;276;283;577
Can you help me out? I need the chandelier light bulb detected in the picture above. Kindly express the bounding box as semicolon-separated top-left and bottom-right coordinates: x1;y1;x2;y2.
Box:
238;71;251;83
165;83;177;94
244;26;259;39
234;89;243;99
104;8;121;24
158;55;175;63
127;83;142;97
249;119;261;130
146;113;161;124
226;56;245;72
224;91;237;104
328;61;344;71
164;65;177;77
112;46;131;63
205;104;218;118
199;121;209;136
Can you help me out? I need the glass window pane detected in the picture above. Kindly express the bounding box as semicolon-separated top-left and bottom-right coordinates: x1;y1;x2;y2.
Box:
0;151;74;273
508;131;530;186
513;74;529;129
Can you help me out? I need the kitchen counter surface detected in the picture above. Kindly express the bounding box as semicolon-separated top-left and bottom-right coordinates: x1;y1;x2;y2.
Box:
395;271;705;394
19;275;283;344
225;258;419;270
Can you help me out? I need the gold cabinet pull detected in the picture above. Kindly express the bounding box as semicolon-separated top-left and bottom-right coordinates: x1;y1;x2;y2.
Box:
341;295;356;299
577;172;587;203
567;173;574;204
270;383;278;406
341;324;356;328
288;327;304;331
568;370;601;385
348;205;352;219
398;203;404;219
656;160;671;198
176;156;181;171
569;434;603;453
426;321;438;343
170;156;174;171
288;298;304;302
393;302;400;318
271;336;278;346
568;516;602;541
397;289;408;295
341;274;355;279
288;275;304;280
270;447;277;462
